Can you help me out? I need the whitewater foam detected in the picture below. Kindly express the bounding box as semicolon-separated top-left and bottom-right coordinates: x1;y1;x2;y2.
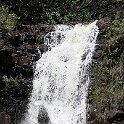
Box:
21;21;99;124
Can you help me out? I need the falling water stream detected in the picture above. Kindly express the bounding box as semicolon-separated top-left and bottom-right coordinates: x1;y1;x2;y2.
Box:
21;21;99;124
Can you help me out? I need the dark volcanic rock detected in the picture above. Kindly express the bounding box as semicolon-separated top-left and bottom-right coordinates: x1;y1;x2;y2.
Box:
0;49;13;75
107;110;124;124
96;17;112;31
0;112;11;124
0;39;41;77
9;35;23;47
38;106;50;124
39;44;48;53
0;24;50;124
88;119;99;124
93;50;103;59
0;78;33;124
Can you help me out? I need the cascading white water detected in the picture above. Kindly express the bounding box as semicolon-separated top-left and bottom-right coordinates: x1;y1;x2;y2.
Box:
21;21;99;124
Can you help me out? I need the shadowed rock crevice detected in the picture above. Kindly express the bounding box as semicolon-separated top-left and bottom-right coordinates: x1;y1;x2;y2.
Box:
38;106;50;124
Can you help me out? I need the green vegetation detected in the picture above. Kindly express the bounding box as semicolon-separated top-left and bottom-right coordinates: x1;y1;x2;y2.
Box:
110;19;124;43
1;0;124;24
1;0;93;24
0;74;23;105
36;33;44;43
2;75;21;85
89;18;124;122
0;0;124;123
0;6;19;31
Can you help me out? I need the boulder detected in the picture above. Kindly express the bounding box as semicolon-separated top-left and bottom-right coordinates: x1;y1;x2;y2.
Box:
96;17;112;31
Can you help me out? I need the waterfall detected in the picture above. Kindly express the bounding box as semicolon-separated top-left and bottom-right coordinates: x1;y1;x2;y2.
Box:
21;21;99;124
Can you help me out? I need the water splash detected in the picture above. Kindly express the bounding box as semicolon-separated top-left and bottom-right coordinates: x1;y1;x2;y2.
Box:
21;21;99;124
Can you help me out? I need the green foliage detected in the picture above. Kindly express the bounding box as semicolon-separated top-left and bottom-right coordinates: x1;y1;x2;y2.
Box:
2;75;21;86
1;0;93;24
36;33;44;43
0;5;19;31
91;36;124;119
1;0;124;24
88;23;124;121
37;0;92;24
90;20;124;119
110;19;124;43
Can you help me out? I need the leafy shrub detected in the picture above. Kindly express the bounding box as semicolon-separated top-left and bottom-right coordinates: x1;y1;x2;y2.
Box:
0;6;19;31
110;19;124;43
1;0;92;24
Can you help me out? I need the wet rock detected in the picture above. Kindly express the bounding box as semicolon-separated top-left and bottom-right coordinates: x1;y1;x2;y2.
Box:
38;106;50;124
39;44;48;54
18;55;31;66
0;112;11;124
27;45;36;54
95;45;101;51
96;17;111;31
93;50;103;59
88;119;99;124
107;110;124;123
